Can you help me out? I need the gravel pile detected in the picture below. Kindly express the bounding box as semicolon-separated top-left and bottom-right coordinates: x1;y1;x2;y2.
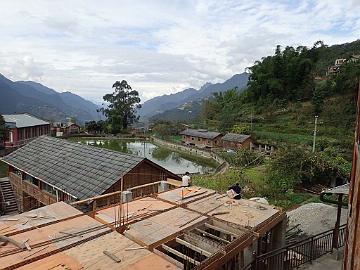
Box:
287;203;348;236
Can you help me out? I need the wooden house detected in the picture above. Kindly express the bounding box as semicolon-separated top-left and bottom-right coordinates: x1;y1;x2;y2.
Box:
3;114;50;148
180;129;222;148
221;133;252;150
1;136;180;212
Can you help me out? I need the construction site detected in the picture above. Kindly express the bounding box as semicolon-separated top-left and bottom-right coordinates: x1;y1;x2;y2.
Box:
0;182;286;270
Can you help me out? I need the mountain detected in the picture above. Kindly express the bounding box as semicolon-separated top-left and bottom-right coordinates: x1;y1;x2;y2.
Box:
0;74;100;123
139;72;249;120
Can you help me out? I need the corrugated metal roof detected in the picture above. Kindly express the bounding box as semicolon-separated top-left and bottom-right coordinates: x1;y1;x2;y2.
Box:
179;129;222;139
3;113;49;128
222;133;251;143
1;136;145;199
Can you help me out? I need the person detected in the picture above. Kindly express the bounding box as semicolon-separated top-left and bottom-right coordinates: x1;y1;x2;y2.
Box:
181;172;191;187
228;183;241;200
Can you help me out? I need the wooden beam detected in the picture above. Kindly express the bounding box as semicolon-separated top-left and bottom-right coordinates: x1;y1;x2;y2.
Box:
204;223;238;237
194;228;230;244
175;237;212;257
161;244;201;266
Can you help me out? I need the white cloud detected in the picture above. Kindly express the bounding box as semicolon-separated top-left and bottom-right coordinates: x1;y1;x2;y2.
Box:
0;0;359;103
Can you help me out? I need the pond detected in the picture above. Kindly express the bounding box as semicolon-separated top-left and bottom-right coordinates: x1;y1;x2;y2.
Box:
70;138;216;174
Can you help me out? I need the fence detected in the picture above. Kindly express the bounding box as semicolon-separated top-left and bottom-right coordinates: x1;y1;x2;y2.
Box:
245;224;346;270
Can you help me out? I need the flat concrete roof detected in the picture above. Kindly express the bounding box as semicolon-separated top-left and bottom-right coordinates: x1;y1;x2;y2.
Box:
17;232;180;270
187;194;281;229
95;197;175;225
0;202;83;235
125;207;208;249
157;187;216;205
0;215;111;269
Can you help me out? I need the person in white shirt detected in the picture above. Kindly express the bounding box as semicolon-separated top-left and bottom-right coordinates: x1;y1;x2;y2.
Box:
181;172;191;187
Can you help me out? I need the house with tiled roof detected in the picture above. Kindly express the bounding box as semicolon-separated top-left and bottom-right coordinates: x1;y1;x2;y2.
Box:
3;113;50;148
1;136;180;212
221;133;252;150
180;129;222;148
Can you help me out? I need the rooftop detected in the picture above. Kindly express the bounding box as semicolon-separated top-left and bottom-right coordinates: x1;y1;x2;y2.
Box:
95;197;176;225
17;232;180;270
157;186;216;205
186;194;282;231
124;207;208;249
180;129;222;139
3;113;49;128
0;202;82;235
1;136;146;199
222;133;251;143
0;213;110;269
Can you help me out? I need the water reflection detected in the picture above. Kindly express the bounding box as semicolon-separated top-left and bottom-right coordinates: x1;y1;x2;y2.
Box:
77;139;213;174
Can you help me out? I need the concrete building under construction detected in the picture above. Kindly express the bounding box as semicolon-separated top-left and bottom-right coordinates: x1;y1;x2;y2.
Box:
0;182;286;270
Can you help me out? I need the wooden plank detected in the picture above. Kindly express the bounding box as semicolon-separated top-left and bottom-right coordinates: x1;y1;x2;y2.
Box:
103;250;121;263
161;244;201;266
175;237;212;257
204;223;238;237
194;228;230;244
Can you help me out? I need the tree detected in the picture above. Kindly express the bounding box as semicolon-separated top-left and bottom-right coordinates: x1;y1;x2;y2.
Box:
100;80;141;133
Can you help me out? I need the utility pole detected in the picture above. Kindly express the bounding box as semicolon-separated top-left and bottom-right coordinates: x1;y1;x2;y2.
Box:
312;115;318;153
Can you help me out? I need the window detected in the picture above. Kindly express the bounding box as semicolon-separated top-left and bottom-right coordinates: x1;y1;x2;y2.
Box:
23;174;39;186
42;182;57;196
191;137;194;141
198;138;201;141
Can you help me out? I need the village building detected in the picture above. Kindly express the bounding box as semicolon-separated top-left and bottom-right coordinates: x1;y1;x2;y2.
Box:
0;136;180;212
0;180;286;270
51;122;80;137
2;113;50;149
180;129;222;148
221;133;252;150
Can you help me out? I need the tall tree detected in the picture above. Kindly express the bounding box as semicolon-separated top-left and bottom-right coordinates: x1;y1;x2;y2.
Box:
100;80;141;133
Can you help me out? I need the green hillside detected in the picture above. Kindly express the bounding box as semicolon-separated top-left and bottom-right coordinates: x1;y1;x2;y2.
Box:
197;40;360;160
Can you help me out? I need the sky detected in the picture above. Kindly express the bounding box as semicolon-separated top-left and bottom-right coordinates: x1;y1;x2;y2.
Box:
0;0;359;103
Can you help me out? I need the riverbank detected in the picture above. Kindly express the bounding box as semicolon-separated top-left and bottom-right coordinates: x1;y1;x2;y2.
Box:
150;137;229;174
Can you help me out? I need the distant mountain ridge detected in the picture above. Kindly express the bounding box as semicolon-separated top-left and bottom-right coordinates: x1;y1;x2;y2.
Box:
139;73;249;120
0;74;100;123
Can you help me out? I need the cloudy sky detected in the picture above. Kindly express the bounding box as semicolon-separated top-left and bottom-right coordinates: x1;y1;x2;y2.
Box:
0;0;359;103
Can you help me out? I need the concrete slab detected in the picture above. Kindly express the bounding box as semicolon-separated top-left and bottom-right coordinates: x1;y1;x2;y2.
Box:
0;202;83;235
17;232;181;270
187;194;280;229
157;186;216;205
0;214;111;269
95;197;175;225
125;207;208;249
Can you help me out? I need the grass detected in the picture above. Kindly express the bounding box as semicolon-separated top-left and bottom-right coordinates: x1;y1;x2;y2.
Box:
0;161;7;178
192;165;322;210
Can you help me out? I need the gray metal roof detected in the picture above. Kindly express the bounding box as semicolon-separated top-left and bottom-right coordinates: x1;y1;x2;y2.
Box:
222;133;251;143
1;136;145;199
180;129;222;139
3;114;49;128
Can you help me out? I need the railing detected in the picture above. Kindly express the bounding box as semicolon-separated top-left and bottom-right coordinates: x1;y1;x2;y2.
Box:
245;224;347;270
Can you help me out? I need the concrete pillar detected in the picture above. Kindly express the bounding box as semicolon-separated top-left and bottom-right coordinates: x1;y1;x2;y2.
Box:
258;145;262;152
271;217;287;250
158;181;169;193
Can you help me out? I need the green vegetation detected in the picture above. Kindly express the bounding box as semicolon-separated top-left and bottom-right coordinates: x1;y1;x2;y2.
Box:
99;80;141;133
193;165;322;210
151;121;183;142
199;41;360;160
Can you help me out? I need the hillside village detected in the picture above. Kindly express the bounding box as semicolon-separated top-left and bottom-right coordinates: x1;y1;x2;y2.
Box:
1;0;360;268
0;38;359;270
